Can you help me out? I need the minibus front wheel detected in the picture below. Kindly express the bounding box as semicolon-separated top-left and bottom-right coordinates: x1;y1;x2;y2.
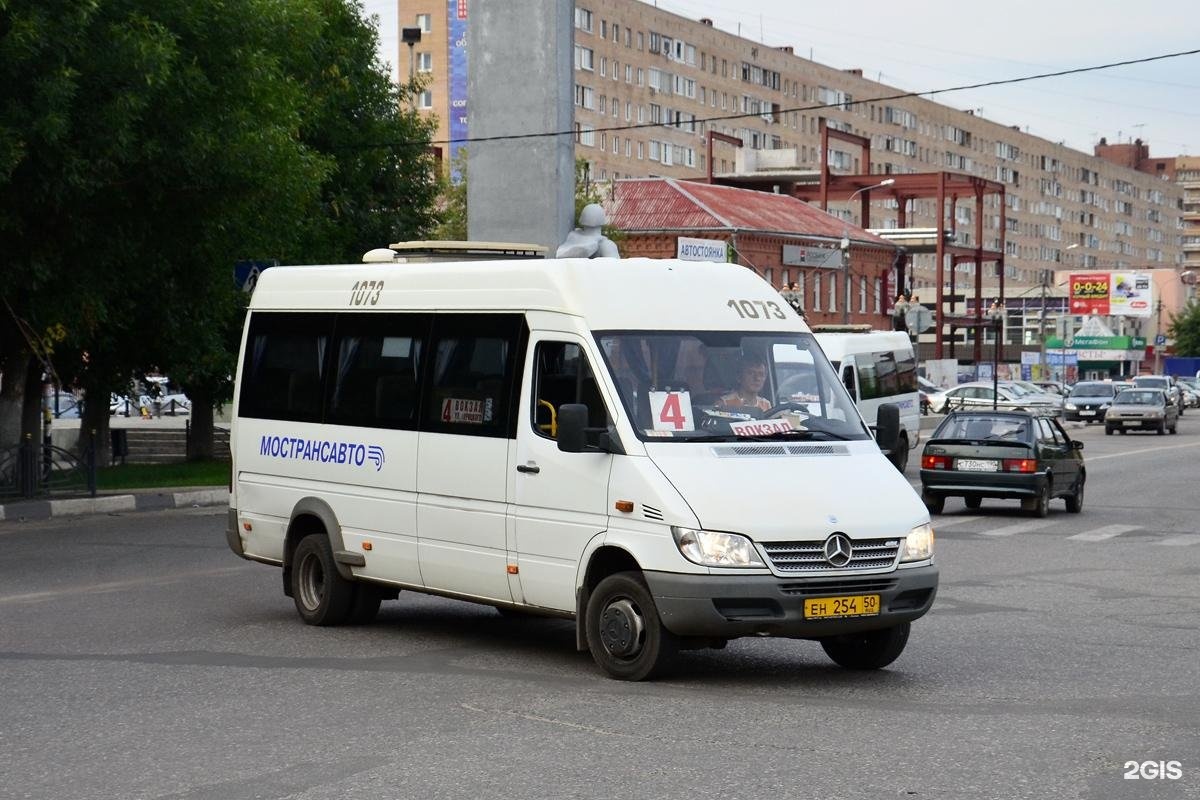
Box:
585;572;678;681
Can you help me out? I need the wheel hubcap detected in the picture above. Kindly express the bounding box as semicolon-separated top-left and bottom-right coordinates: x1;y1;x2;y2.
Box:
599;598;644;658
298;552;325;611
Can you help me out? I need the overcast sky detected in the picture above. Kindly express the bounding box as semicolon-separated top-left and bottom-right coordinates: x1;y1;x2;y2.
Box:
364;0;1199;157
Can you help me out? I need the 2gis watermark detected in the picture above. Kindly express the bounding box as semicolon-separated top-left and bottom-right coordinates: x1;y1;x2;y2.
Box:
1123;760;1183;781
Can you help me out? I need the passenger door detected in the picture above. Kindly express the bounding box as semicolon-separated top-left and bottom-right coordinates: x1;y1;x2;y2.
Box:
416;313;525;602
1036;417;1072;490
509;336;614;611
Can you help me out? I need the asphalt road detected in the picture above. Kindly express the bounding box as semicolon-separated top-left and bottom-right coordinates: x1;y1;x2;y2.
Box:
1;420;1198;800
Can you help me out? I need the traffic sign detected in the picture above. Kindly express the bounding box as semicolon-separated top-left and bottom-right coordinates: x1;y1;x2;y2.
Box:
1155;334;1167;346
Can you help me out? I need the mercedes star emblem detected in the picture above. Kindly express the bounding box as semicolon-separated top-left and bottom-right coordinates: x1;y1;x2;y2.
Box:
823;533;853;567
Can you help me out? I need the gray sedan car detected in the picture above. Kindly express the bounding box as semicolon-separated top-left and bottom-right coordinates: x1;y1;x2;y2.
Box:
1104;389;1178;435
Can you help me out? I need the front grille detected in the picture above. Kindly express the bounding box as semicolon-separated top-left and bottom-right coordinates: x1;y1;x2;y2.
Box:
711;444;850;458
778;577;898;596
760;537;901;573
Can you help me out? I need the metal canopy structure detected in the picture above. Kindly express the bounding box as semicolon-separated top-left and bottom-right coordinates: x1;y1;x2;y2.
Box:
708;122;1008;363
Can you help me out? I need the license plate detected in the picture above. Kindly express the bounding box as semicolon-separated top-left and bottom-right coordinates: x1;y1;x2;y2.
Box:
1123;420;1140;426
956;458;999;472
804;594;881;620
1079;410;1095;416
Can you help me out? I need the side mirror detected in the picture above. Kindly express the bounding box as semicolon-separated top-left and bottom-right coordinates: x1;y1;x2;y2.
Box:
875;402;901;455
556;404;588;453
1072;440;1084;451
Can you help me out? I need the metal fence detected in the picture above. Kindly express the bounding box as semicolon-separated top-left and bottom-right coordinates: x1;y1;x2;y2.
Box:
0;434;96;500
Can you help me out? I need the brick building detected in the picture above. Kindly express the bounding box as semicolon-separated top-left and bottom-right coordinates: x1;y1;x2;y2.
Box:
605;178;900;328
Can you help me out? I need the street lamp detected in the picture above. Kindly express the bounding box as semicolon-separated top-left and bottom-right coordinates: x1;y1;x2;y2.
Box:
841;179;895;323
987;301;1005;409
402;27;422;84
1040;243;1078;381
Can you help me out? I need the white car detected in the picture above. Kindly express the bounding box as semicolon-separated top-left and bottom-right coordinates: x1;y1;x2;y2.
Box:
929;381;1061;415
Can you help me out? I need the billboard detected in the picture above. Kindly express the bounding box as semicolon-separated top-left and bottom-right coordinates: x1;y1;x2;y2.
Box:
1068;271;1153;317
447;0;469;178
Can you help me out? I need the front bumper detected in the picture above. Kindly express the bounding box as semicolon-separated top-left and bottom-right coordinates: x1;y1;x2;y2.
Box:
1105;416;1164;430
921;469;1046;499
644;565;938;639
1063;406;1107;421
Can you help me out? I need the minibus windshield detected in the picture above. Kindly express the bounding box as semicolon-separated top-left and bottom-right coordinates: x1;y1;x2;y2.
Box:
596;331;871;442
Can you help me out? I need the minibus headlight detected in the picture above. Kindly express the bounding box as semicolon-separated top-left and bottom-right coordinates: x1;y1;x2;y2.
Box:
902;523;935;562
671;527;765;568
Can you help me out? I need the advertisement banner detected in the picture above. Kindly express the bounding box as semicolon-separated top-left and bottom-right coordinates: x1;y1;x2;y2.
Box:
1109;271;1153;317
1068;272;1153;317
1069;272;1111;315
447;0;469;177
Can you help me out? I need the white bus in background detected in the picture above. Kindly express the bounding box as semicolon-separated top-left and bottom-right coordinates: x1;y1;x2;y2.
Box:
225;256;937;680
813;328;921;472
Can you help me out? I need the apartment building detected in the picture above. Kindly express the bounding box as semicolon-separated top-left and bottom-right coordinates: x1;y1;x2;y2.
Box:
1176;157;1200;272
400;0;1185;294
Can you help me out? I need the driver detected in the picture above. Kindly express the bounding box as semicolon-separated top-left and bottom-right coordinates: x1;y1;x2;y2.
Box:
718;356;772;412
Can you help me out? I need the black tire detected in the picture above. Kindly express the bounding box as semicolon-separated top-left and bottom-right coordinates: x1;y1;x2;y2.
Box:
585;572;678;681
1105;426;1113;436
1021;483;1050;517
347;583;384;625
921;491;944;515
821;622;911;670
891;433;909;472
291;534;356;626
964;496;982;510
1065;476;1084;514
1157;421;1166;435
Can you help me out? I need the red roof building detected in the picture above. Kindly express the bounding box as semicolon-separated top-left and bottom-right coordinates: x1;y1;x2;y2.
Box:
605;178;902;327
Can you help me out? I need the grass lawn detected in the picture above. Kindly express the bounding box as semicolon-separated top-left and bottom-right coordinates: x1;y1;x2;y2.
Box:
96;460;230;491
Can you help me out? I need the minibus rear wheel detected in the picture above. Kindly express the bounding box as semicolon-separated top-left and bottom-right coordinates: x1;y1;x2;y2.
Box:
585;572;678;681
820;622;910;670
292;533;356;626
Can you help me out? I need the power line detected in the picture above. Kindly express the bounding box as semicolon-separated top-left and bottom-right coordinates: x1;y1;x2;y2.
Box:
405;47;1199;148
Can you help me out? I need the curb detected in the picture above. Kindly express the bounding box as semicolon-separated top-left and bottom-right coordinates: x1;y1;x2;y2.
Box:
0;488;229;524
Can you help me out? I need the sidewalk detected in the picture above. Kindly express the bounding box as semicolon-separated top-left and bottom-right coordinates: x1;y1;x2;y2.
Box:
0;486;229;524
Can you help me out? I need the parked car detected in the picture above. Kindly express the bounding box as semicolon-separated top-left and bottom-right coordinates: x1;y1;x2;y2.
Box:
1032;380;1066;396
1003;380;1063;407
1175;377;1200;408
1104;388;1179;435
1062;381;1118;423
45;390;83;419
927;381;1061;415
1132;375;1184;414
919;410;1085;517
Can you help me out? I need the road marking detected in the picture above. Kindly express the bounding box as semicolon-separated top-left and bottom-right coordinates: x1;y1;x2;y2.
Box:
1157;534;1200;547
1068;524;1140;542
0;566;246;605
1086;441;1200;461
978;519;1057;537
930;515;983;529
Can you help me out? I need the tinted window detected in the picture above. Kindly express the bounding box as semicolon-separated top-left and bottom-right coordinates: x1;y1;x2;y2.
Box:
856;351;897;400
895;351;918;393
936;414;1031;441
239;313;333;422
532;342;610;439
327;314;430;430
423;314;526;438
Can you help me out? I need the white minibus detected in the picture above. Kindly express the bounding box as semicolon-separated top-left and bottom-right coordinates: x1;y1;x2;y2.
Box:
813;328;921;472
226;256;937;680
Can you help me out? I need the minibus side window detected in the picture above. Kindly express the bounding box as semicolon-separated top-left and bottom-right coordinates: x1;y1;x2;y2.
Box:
239;312;333;422
326;313;430;430
895;350;918;393
422;313;525;439
532;342;609;439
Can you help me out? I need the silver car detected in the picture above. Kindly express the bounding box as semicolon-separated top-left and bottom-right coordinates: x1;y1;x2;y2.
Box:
1104;388;1178;435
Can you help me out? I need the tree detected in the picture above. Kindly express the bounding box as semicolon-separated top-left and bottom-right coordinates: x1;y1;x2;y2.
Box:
1169;301;1200;356
0;0;441;462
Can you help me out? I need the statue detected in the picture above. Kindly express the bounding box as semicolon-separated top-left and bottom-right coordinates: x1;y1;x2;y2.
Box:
556;203;620;259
